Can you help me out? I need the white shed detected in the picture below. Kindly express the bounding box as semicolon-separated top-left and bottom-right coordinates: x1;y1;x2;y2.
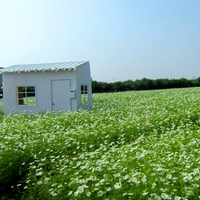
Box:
1;61;92;115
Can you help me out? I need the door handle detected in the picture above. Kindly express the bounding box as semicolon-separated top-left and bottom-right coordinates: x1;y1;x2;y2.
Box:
52;103;55;105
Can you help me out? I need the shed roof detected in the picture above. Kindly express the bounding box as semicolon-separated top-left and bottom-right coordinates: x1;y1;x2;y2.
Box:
0;61;88;73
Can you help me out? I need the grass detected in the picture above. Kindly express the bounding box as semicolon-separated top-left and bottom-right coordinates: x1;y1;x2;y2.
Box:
0;88;200;199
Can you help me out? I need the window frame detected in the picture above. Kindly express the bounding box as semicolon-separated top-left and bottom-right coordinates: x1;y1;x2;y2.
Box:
80;85;89;105
16;86;36;106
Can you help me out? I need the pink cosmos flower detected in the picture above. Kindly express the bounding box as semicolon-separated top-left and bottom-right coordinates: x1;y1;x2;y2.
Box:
67;154;72;158
132;137;136;141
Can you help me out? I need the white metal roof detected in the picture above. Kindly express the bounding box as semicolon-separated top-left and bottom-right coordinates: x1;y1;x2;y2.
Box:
0;61;88;73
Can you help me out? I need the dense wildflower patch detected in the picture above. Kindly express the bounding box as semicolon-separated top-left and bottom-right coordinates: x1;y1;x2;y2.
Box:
0;88;200;199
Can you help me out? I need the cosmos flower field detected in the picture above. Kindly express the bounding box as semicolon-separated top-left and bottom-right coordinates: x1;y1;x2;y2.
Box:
0;87;200;200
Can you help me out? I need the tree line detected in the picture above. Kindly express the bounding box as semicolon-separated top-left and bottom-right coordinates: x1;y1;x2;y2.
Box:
92;77;200;93
0;77;199;97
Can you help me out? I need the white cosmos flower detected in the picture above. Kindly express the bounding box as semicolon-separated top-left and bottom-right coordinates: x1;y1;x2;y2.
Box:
174;196;182;200
97;190;104;197
141;175;147;183
142;190;148;196
86;192;91;197
166;174;172;180
114;182;122;189
35;171;43;176
106;187;111;192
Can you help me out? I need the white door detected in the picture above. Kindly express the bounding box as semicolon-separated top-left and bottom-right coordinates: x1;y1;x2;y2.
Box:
51;80;71;111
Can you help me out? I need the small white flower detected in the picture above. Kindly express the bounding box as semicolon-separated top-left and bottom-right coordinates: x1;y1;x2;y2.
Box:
156;167;163;172
123;174;129;180
113;173;120;178
37;181;42;185
174;196;182;200
35;171;43;176
141;175;147;183
41;157;46;162
50;191;57;196
161;193;170;199
114;182;122;189
166;174;172;180
86;192;91;197
106;187;111;192
74;191;79;196
76;161;81;167
58;184;63;188
130;177;139;184
152;183;157;189
97;190;104;197
87;175;96;181
44;177;50;182
142;190;149;196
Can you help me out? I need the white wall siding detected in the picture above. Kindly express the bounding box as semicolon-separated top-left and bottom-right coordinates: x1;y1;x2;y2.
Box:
3;71;77;114
76;62;93;109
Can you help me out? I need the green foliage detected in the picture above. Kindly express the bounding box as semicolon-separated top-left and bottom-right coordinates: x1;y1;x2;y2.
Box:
92;77;200;93
0;88;200;199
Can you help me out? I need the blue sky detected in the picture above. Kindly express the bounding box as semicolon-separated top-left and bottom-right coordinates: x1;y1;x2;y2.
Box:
0;0;199;82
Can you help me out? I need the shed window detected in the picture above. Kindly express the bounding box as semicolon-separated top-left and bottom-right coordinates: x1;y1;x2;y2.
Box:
81;85;88;105
17;86;36;105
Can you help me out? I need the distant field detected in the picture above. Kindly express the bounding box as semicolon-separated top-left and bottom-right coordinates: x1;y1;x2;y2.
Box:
0;88;200;199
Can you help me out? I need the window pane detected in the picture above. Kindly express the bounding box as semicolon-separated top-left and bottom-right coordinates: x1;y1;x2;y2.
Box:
27;92;35;97
18;87;24;105
24;97;36;105
27;86;35;93
18;86;24;93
